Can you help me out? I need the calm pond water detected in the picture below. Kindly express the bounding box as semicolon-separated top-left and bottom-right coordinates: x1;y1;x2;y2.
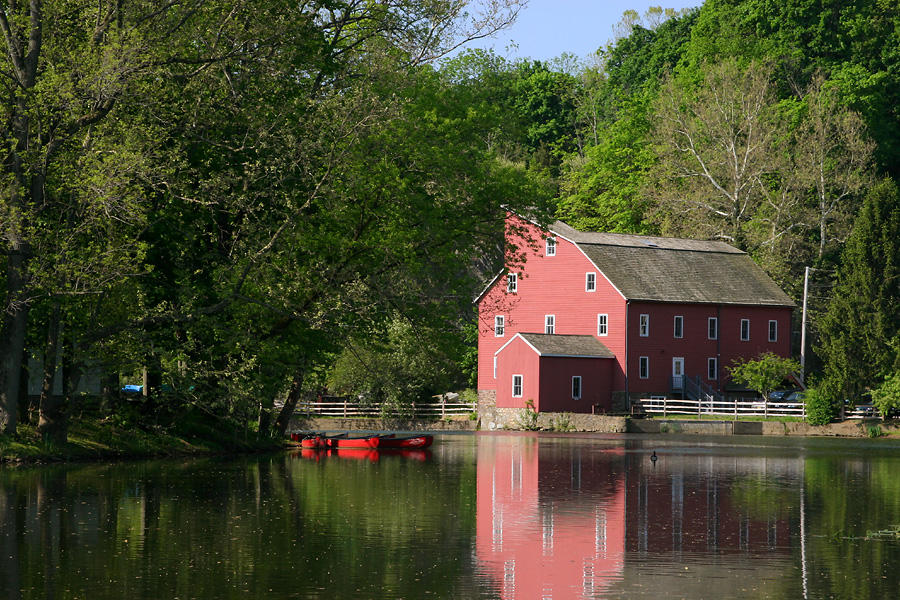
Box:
1;432;899;599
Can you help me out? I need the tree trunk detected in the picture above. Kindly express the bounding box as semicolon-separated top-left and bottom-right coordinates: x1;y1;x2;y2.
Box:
38;303;67;445
273;366;305;438
0;250;30;434
18;357;31;426
257;404;273;437
101;368;120;416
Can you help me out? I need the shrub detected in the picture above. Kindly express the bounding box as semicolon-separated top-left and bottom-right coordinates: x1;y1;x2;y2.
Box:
805;388;838;426
871;374;900;418
514;399;539;430
550;412;573;432
867;425;886;438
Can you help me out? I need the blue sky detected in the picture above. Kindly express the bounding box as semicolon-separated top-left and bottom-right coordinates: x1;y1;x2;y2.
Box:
458;1;700;63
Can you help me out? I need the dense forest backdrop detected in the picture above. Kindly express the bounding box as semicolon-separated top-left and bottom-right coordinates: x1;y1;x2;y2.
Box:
3;0;900;439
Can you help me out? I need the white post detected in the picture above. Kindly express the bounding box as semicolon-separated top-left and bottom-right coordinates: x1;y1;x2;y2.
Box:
800;266;810;385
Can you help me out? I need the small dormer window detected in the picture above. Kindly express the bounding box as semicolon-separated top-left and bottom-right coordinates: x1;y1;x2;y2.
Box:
546;238;556;256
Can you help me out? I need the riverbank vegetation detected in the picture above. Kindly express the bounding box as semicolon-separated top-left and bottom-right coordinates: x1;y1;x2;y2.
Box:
3;0;900;448
0;413;285;463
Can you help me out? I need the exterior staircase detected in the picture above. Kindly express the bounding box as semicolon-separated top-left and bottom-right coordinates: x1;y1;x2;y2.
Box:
673;375;725;403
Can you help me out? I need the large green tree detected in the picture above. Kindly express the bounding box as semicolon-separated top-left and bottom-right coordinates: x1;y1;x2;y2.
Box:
0;0;532;438
817;178;900;402
557;7;698;233
683;0;900;175
0;0;274;434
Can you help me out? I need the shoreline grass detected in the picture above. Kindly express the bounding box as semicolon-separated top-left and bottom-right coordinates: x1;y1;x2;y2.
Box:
0;415;290;464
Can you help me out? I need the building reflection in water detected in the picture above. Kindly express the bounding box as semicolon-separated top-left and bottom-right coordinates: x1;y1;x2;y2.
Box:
475;435;794;599
476;434;627;599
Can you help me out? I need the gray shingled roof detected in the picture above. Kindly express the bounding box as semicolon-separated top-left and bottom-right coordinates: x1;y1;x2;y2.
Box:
550;221;794;307
517;333;615;358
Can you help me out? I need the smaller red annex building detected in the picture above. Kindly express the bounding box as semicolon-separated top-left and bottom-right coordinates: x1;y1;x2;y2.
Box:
477;214;795;413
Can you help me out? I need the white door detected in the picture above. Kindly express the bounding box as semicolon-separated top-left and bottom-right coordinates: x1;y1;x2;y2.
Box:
672;358;685;391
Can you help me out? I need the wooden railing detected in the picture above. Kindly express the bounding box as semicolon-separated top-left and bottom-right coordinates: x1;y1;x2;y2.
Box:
845;404;881;419
635;396;806;418
293;399;477;419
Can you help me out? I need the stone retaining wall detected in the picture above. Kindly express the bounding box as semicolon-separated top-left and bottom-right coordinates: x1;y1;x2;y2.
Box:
290;410;898;438
477;406;628;433
289;416;477;433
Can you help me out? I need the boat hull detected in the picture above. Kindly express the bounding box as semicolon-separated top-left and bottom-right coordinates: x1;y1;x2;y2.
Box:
295;433;433;450
377;435;433;449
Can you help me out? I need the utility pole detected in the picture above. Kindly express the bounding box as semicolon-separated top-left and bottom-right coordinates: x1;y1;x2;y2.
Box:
800;266;810;385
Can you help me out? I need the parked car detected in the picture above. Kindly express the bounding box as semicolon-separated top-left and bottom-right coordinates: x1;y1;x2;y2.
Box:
782;391;805;407
769;389;800;402
845;395;878;417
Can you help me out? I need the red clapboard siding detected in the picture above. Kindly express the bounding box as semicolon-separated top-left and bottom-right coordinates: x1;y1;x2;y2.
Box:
478;216;627;394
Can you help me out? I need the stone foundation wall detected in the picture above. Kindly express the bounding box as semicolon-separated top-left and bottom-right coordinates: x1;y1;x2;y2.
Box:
289;416;477;433
477;389;496;408
477;406;627;433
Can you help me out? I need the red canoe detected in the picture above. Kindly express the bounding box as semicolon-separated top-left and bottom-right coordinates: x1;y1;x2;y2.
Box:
296;433;433;450
377;434;433;449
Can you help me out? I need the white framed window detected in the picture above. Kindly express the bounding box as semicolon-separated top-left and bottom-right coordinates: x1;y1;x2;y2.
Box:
494;315;505;337
639;357;649;379
597;314;608;336
586;272;596;292
741;319;750;341
674;315;683;338
639;314;649;337
707;358;718;380
769;320;778;342
507;273;518;293
572;376;582;400
708;317;718;340
545;314;555;334
546;238;556;256
512;374;523;398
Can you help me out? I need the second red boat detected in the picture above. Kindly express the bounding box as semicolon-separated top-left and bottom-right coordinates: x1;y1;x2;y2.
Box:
298;433;433;450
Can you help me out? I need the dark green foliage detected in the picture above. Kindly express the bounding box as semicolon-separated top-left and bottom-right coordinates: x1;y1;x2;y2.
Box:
604;10;700;95
804;388;838;426
511;61;579;172
684;0;900;174
6;0;900;438
818;179;900;401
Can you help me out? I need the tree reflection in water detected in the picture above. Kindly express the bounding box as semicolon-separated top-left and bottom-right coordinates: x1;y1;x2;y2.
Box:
1;433;899;599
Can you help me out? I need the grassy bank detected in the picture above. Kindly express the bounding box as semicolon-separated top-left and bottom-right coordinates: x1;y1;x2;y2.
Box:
0;416;290;464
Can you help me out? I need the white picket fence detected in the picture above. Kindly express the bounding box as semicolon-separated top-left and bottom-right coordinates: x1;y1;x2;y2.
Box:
295;399;477;419
635;397;883;420
635;396;805;418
